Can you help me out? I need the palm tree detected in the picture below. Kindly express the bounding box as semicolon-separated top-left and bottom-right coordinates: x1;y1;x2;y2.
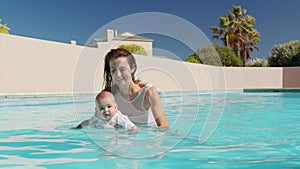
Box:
211;5;260;66
0;19;10;34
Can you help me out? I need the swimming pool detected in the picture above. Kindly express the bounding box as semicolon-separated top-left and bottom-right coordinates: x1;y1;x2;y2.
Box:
0;91;299;168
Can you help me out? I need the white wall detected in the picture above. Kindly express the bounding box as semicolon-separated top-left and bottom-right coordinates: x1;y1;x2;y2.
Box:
0;34;284;94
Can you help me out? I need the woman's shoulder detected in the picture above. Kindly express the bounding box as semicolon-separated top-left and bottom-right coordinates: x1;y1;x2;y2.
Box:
138;81;148;88
138;82;158;97
138;82;156;91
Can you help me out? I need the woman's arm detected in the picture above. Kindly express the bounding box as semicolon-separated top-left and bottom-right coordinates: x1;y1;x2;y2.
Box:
147;86;169;129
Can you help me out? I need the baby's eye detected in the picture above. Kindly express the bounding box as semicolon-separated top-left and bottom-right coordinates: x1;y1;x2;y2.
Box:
107;105;112;108
99;106;105;110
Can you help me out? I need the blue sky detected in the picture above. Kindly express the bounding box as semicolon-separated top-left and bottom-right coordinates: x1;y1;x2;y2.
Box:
1;0;300;60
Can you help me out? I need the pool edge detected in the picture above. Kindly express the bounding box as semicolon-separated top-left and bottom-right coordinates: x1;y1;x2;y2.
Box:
243;88;300;93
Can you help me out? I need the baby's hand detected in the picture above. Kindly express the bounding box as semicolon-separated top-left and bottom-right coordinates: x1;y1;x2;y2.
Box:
131;125;138;131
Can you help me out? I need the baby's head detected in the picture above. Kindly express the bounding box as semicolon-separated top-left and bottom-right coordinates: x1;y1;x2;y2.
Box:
95;90;118;121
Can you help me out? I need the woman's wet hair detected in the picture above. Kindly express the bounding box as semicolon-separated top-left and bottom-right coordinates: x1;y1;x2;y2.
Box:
103;48;137;91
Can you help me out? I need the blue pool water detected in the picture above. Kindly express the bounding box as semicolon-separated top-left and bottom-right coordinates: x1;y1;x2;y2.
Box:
0;91;299;169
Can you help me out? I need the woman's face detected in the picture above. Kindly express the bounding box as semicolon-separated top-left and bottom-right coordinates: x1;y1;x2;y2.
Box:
109;57;134;87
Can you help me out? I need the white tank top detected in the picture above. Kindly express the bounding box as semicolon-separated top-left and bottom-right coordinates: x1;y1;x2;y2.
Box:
112;83;156;125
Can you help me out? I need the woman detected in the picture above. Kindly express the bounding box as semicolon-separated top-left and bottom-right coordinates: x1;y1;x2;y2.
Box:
103;48;169;128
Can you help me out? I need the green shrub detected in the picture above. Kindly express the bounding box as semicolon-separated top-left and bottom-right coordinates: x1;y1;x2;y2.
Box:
185;44;242;67
215;44;243;67
268;40;300;67
118;44;147;56
185;54;201;64
246;58;269;67
291;52;300;66
0;21;10;34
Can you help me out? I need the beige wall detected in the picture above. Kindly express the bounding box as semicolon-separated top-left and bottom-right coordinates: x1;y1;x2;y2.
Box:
0;34;297;94
0;34;102;94
283;67;300;88
223;67;283;89
135;57;283;91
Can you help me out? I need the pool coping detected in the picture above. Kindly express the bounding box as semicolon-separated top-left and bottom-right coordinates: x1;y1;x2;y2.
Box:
3;88;300;97
243;88;300;93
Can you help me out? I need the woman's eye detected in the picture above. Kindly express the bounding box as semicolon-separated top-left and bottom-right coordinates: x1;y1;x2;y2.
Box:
120;68;126;72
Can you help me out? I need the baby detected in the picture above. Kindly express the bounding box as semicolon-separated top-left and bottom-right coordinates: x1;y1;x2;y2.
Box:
76;90;137;131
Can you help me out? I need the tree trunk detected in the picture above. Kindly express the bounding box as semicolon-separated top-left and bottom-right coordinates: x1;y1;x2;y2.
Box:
242;49;246;67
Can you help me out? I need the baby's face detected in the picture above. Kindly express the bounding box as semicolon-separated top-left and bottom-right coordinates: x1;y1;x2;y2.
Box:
95;97;117;121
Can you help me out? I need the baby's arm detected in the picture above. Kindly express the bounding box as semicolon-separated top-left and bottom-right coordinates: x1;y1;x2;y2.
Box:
125;120;137;131
117;112;137;131
75;119;90;129
125;118;138;131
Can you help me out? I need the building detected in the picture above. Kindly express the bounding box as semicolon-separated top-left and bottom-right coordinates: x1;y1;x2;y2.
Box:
85;29;153;56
